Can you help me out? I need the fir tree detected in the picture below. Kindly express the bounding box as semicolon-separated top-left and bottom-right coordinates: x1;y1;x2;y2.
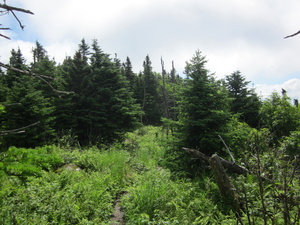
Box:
122;56;136;91
141;55;162;125
0;48;55;148
58;39;141;145
225;70;261;127
179;50;230;155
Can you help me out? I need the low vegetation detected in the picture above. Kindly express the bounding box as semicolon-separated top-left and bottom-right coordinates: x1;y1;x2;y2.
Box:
1;126;299;224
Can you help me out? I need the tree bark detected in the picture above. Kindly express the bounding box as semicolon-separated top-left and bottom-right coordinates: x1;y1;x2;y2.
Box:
209;154;242;217
0;4;34;15
182;147;249;174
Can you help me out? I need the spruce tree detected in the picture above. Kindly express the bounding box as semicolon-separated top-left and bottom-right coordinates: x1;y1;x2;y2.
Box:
87;39;141;143
58;39;141;145
225;70;261;127
179;50;230;155
122;56;136;91
140;55;162;125
0;48;55;148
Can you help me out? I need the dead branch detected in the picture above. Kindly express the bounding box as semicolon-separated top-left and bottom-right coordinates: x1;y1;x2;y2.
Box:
284;30;300;39
183;147;249;174
0;27;10;30
209;154;243;219
0;33;10;39
3;103;22;107
0;3;34;39
10;8;25;30
0;121;40;135
0;4;34;15
182;147;210;163
218;134;235;163
0;62;53;79
0;62;74;96
182;147;275;183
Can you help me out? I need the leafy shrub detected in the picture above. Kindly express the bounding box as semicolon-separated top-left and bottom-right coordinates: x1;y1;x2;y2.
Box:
0;170;116;224
0;145;63;177
122;169;233;224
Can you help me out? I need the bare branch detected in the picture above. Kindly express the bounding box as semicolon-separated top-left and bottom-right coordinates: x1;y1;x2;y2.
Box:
10;8;25;30
0;33;10;39
218;134;235;163
0;62;75;96
0;121;40;136
0;3;34;39
182;147;249;174
284;30;300;39
0;4;34;15
0;62;53;79
34;73;75;96
3;103;22;107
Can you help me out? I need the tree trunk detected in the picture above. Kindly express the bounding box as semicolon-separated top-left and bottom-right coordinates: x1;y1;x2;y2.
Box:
209;154;243;222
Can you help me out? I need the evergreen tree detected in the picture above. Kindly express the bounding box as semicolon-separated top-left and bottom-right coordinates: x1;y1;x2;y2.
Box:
4;48;28;88
32;41;47;64
140;55;162;125
122;56;136;91
86;39;141;143
0;48;55;148
225;70;261;127
179;50;230;155
58;39;141;145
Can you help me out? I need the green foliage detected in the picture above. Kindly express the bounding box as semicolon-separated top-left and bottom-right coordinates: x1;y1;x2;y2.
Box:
0;171;116;224
57;39;141;146
0;145;131;224
224;117;254;158
260;92;300;145
225;70;261;127
0;47;56;148
2;39;300;224
235;128;300;224
139;55;162;125
280;131;300;156
0;146;63;177
178;50;230;155
122;169;233;225
1;125;300;224
124;126;168;170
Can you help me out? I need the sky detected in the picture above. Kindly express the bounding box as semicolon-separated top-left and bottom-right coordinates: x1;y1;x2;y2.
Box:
1;0;300;100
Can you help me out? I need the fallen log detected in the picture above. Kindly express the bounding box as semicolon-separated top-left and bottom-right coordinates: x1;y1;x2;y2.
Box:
182;147;249;174
209;154;242;218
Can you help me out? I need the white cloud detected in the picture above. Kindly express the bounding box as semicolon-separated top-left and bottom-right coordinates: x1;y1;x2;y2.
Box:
255;78;300;100
1;0;300;86
0;39;34;64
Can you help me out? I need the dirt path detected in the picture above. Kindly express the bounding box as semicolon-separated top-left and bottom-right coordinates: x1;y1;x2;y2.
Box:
110;197;125;225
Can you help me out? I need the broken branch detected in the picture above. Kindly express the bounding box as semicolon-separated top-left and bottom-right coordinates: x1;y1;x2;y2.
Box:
183;147;249;174
284;30;300;39
0;4;34;15
0;62;74;96
0;121;40;136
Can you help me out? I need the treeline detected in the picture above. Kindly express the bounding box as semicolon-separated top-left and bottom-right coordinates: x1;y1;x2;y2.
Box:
0;39;298;155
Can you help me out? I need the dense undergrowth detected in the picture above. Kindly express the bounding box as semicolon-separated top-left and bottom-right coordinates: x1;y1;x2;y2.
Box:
1;126;300;224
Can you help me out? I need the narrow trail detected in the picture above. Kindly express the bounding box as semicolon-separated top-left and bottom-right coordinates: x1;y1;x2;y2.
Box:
110;195;126;225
